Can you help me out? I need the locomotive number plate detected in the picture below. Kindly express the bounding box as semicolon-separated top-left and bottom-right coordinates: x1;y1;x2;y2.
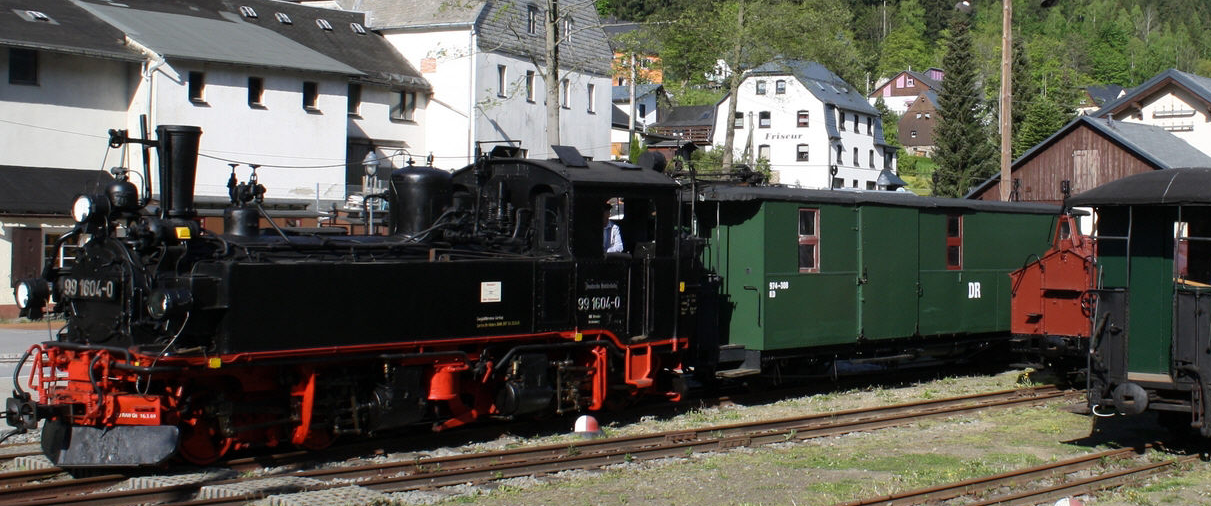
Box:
61;278;118;301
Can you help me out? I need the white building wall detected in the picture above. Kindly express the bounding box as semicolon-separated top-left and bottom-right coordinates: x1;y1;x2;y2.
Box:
711;74;890;190
144;63;349;202
1113;88;1211;157
0;51;135;170
350;84;428;170
0;218;75;312
384;28;475;168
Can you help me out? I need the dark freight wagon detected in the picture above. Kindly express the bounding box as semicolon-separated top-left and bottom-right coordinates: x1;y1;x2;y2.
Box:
692;186;1059;377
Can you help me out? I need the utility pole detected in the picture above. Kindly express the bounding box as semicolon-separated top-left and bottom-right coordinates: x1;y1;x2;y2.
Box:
998;0;1012;201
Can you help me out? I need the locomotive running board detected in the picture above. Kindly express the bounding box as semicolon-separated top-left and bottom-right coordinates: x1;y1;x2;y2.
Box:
42;421;179;467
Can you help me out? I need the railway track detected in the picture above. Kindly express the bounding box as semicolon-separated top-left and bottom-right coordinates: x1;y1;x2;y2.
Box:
840;444;1200;505
0;385;1074;505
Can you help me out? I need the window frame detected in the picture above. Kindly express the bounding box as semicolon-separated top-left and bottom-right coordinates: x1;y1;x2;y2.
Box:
868;149;874;168
852;147;858;167
525;70;536;102
586;83;596;113
188;71;206;103
866;117;872;134
527;5;538;34
9;48;37;85
497;65;507;98
348;83;362;115
734;112;744;129
946;214;963;270
391;90;416;121
755;80;767;95
797;110;809;128
758;111;771;128
559;78;570;109
796;144;809;162
835;145;843;165
775;79;786;94
302;81;319;111
839;110;846;131
758;144;770;161
798;208;820;273
248;76;265;108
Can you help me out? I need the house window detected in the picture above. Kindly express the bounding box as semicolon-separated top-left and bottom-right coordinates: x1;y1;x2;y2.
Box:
560;79;570;108
796;144;809;162
758;111;770;128
563;16;573;42
497;65;507;97
775;80;786;94
916;112;922;119
839;111;846;131
836;145;843;165
946;214;962;270
756;80;767;95
526;71;536;102
852;179;858;188
866;181;876;190
758;144;770;161
527;5;538;34
391;90;416;121
587;83;596;113
798;208;820;273
638;103;646;118
188;71;205;103
924;112;931;119
302;81;319;111
906;77;915;87
9;48;37;85
734;112;744;128
910;130;918;138
348;83;361;115
868;149;874;168
797;110;809;128
832;177;844;188
852;147;858;166
248;77;264;107
853;114;858;132
866;117;872;134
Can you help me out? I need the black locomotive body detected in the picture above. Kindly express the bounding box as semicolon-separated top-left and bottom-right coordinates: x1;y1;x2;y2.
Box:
9;126;694;466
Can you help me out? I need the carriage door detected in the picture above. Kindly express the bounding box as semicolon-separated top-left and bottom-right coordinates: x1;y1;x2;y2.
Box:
857;206;919;340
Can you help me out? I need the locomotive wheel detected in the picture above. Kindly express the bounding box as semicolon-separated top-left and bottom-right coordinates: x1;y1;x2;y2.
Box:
298;426;336;450
178;418;234;465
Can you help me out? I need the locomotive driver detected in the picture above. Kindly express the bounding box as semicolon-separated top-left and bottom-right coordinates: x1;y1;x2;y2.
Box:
603;203;623;253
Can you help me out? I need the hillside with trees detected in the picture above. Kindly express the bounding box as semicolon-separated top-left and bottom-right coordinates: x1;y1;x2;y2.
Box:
597;0;1211;188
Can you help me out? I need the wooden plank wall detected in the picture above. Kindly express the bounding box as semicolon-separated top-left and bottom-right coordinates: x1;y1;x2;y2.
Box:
973;124;1155;203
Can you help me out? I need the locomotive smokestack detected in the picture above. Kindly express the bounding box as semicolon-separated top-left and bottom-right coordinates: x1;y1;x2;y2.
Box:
156;125;202;220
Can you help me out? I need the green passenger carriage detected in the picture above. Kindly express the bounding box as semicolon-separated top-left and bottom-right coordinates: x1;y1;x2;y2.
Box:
1073;168;1211;434
691;186;1059;378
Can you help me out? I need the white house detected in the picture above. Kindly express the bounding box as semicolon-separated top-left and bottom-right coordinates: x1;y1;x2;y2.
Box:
0;0;427;316
712;60;898;189
330;0;614;165
1092;68;1211;157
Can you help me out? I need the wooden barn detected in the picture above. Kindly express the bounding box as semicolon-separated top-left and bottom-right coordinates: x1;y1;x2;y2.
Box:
966;116;1211;204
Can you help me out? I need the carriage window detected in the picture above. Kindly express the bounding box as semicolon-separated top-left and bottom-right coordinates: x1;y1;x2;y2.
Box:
798;208;820;273
946;214;962;270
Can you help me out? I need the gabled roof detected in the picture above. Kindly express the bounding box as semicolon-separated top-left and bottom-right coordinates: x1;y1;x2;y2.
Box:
337;0;613;76
0;166;114;216
1085;84;1124;106
0;0;143;61
904;70;941;90
963;115;1211;199
612;83;660;102
1093;68;1211;117
750;60;878;116
74;0;361;75
233;0;427;89
652;105;714;128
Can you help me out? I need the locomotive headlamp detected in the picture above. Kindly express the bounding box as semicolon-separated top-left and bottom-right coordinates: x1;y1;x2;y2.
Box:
70;194;110;224
147;288;192;319
14;279;50;317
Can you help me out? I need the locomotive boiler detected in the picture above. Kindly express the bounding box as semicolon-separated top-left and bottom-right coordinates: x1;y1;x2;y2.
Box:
8;126;694;466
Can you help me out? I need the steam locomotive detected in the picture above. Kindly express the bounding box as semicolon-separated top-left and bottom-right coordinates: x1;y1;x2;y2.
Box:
9;125;1063;467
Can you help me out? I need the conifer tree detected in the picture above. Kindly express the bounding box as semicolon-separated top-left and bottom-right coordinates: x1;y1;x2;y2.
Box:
931;7;996;198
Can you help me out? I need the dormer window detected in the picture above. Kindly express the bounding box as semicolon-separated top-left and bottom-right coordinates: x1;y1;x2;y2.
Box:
316;19;333;31
275;12;292;24
350;23;366;34
239;6;257;19
26;10;52;22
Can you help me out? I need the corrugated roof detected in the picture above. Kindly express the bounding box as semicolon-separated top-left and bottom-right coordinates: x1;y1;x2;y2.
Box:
0;0;143;61
74;0;361;75
1068;167;1211;206
0;166;114;215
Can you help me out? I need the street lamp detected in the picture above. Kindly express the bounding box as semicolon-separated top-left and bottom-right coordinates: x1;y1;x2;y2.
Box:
362;150;385;235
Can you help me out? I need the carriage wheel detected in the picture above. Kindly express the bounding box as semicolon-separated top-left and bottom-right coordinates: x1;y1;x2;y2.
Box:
177;417;234;465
